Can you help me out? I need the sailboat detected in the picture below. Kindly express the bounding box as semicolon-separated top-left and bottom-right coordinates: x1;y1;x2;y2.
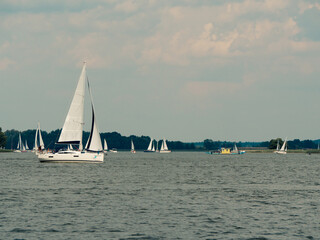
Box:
103;139;108;153
274;138;287;155
230;143;245;154
38;63;104;163
131;139;136;153
25;140;29;151
159;138;171;153
34;122;45;154
144;138;155;152
14;133;27;153
276;140;280;151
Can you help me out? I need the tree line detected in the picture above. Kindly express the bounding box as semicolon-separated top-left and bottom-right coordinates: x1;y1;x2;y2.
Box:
1;127;319;151
203;138;319;150
3;129;196;151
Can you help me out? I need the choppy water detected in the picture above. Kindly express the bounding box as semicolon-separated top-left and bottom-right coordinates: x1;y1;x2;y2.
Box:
0;152;320;239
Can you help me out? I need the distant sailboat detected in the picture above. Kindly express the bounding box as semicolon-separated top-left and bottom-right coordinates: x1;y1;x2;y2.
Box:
103;139;108;153
14;133;26;153
109;148;118;153
276;140;280;151
144;138;155;152
275;138;287;154
34;122;45;154
38;63;104;163
131;139;136;153
159;138;171;153
231;143;245;154
25;140;29;151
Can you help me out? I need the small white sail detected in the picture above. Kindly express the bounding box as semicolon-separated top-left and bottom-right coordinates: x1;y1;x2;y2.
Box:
163;138;168;150
57;63;86;148
25;140;29;150
34;127;38;150
19;133;25;151
131;140;135;151
276;140;280;151
147;138;153;151
160;141;164;151
280;138;287;151
234;144;238;152
104;139;108;151
38;123;45;149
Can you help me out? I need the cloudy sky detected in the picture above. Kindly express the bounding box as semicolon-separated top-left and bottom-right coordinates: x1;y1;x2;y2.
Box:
1;0;320;142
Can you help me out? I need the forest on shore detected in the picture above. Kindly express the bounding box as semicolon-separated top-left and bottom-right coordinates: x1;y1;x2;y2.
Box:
1;128;319;151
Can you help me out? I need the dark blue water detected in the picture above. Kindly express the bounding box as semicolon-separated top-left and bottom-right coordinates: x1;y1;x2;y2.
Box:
1;152;319;239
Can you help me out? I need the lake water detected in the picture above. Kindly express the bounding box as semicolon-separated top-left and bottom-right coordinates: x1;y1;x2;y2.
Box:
0;152;319;239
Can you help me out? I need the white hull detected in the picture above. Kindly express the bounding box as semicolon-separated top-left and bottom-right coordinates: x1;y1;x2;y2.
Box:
38;151;104;163
159;150;171;153
274;150;287;155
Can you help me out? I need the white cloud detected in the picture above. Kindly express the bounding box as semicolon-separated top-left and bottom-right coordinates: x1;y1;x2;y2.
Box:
0;58;15;70
115;0;139;13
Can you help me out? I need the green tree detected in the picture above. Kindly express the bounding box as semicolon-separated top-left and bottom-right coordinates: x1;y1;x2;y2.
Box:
0;128;7;148
269;138;284;149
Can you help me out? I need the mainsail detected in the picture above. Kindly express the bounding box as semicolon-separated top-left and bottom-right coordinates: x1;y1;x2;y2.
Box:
57;63;86;147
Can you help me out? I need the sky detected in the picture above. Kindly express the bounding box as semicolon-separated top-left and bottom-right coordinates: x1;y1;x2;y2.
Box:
1;0;320;142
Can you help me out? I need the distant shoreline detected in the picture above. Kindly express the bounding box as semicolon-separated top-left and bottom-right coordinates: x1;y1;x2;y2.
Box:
0;149;13;152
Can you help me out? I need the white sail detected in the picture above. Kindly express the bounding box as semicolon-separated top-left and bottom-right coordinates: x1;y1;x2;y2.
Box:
276;140;280;151
18;133;24;151
38;123;45;149
25;140;29;150
160;141;164;151
104;139;108;151
280;138;287;151
159;138;171;153
34;127;38;150
85;77;103;152
131;140;135;151
147;138;153;151
234;144;238;152
163;138;168;150
57;63;86;148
